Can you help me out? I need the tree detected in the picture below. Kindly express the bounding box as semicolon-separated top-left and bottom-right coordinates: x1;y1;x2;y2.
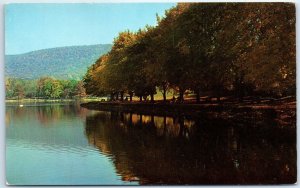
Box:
75;81;86;98
155;4;192;102
60;80;76;98
5;78;26;99
84;54;109;97
37;77;63;99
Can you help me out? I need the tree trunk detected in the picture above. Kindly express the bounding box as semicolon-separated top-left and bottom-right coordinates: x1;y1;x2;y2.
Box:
139;96;142;102
110;93;114;101
116;92;119;101
235;72;245;102
129;92;133;102
120;91;124;102
150;93;154;103
196;89;200;103
130;94;133;102
179;88;185;102
163;87;167;102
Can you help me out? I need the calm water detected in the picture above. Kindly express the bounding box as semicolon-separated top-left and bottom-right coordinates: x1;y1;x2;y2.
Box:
6;102;296;185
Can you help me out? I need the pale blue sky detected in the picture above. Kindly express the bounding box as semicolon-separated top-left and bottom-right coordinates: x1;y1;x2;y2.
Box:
5;3;175;55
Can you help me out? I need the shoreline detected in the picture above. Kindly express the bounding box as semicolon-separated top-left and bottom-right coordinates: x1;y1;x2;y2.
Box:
80;99;296;112
80;100;296;127
5;98;101;103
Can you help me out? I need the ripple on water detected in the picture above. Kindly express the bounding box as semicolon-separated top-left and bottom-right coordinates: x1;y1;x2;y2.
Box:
7;138;104;156
6;138;136;185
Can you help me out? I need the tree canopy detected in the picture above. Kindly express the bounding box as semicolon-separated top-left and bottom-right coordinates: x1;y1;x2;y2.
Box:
84;3;295;102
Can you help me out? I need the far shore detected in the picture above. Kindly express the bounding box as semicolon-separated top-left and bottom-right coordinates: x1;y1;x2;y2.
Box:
5;98;102;103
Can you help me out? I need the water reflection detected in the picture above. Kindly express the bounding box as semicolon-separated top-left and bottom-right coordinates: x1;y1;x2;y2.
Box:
85;111;296;184
6;103;296;185
6;102;89;126
6;103;137;185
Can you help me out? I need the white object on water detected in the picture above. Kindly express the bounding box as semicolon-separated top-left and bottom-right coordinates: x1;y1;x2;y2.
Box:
19;104;23;107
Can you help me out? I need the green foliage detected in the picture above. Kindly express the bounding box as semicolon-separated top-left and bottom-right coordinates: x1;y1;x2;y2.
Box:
6;77;86;99
37;77;63;98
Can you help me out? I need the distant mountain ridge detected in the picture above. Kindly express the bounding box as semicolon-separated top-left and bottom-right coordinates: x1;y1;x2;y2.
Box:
5;44;112;80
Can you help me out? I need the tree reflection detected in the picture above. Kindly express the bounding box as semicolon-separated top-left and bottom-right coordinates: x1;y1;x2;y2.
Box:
85;111;296;184
6;103;89;126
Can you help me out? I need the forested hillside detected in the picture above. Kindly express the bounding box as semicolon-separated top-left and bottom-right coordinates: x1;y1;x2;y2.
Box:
5;44;112;80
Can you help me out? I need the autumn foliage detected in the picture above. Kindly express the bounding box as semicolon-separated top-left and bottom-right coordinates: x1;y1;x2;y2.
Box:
84;3;295;102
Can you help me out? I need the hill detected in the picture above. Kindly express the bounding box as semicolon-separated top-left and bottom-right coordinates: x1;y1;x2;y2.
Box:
5;44;112;80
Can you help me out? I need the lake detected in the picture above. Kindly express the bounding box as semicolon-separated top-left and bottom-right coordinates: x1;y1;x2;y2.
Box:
6;102;296;185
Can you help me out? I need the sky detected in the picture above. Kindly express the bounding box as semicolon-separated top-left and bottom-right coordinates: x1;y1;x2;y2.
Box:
5;3;175;55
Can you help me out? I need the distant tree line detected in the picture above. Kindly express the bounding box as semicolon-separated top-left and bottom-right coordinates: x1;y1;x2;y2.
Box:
84;3;295;103
6;77;86;100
